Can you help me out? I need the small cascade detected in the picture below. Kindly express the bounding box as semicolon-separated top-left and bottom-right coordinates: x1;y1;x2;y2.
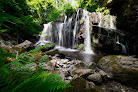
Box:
110;15;116;29
72;9;79;48
97;12;116;29
83;10;94;54
104;15;110;28
35;22;52;47
98;13;102;27
116;35;127;54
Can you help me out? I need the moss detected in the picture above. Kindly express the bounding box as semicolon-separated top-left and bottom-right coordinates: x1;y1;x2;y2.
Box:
112;65;138;89
67;77;103;92
11;46;23;51
31;52;43;61
92;86;104;92
98;55;125;63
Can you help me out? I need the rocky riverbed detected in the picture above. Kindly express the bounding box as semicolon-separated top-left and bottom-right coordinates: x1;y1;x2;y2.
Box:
0;40;138;92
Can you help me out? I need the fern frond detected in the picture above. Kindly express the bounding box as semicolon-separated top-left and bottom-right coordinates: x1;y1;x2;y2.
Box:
12;71;71;92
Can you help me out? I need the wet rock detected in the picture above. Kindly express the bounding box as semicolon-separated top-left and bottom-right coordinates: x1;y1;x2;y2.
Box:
71;69;93;77
100;81;138;92
45;49;59;56
87;73;102;83
99;70;108;82
15;40;33;50
74;62;85;68
0;41;7;47
99;70;107;77
67;77;103;92
67;61;85;72
87;62;97;69
47;59;57;69
98;55;138;89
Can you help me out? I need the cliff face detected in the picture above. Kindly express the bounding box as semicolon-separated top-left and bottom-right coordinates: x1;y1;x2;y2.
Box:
103;0;138;34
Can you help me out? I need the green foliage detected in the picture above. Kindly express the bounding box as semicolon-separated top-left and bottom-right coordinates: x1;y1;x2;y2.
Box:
96;7;110;15
12;71;71;92
0;48;16;66
0;0;41;36
47;9;62;22
63;3;75;15
26;0;56;23
77;0;106;12
39;55;49;62
0;43;71;92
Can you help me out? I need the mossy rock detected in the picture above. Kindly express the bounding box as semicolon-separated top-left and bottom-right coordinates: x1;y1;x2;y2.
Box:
4;46;24;54
66;77;103;92
98;55;138;89
31;52;43;61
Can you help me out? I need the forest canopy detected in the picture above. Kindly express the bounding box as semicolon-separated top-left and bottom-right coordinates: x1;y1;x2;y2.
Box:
0;0;106;37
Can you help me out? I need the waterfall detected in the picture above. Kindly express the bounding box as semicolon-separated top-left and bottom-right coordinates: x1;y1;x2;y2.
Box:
98;12;102;27
110;16;116;29
104;15;110;28
116;35;127;54
35;22;52;47
54;0;58;8
57;23;63;46
83;10;94;54
98;12;116;29
72;9;79;48
67;18;73;47
63;15;68;47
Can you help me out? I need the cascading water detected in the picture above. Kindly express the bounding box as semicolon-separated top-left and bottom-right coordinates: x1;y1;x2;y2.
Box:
35;22;52;47
72;9;79;48
67;17;73;47
116;35;127;54
104;15;110;28
83;10;94;54
54;0;58;8
98;12;116;29
62;15;68;47
98;12;103;27
57;23;64;46
110;15;116;29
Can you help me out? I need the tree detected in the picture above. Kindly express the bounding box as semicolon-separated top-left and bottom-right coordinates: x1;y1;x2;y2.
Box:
0;0;41;37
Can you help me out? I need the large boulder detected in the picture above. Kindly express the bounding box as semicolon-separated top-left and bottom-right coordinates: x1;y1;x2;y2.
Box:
98;55;138;89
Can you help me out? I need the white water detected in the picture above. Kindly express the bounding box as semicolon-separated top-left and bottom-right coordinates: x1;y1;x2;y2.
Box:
110;15;116;29
63;15;68;47
98;12;116;29
83;10;94;54
35;22;52;47
57;23;63;46
72;9;79;48
67;18;73;47
116;35;127;54
54;0;58;8
98;12;102;27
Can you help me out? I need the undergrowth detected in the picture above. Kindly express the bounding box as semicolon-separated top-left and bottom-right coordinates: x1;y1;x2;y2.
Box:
0;44;72;92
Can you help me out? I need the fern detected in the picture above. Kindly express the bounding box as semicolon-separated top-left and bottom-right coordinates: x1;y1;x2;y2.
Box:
12;71;71;92
0;43;71;92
